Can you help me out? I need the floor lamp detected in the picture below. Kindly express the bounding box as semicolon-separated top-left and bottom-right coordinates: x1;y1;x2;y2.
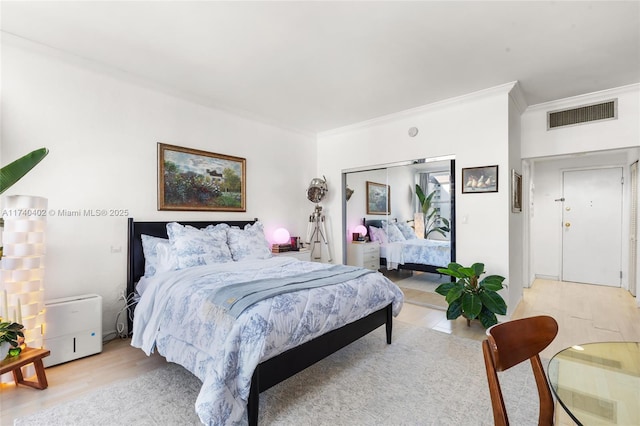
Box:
1;195;47;349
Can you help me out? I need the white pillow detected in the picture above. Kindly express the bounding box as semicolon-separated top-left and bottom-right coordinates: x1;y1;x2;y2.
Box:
227;221;272;261
385;223;406;242
141;235;172;277
154;241;178;274
166;222;232;269
395;221;418;240
369;226;389;244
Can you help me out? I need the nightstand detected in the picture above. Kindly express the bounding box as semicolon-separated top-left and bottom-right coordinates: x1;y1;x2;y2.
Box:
346;242;380;270
272;248;311;262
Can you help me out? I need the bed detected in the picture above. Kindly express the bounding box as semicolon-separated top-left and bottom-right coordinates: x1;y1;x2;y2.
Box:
126;218;404;425
365;219;455;273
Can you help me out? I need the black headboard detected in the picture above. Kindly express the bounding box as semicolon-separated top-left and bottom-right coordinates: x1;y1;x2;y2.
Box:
126;217;257;332
364;218;390;238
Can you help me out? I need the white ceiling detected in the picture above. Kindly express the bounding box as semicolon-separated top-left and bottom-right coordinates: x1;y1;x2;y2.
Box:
2;1;639;134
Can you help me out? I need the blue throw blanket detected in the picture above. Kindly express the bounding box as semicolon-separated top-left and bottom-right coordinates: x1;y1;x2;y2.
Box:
210;264;374;318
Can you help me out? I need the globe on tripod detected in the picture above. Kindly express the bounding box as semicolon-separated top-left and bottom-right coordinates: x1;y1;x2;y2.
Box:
307;177;327;203
305;176;332;262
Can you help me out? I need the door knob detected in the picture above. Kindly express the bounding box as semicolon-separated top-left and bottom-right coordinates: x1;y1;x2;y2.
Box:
565;222;571;227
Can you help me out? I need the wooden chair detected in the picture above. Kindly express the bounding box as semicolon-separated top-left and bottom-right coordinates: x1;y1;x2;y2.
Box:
482;315;559;426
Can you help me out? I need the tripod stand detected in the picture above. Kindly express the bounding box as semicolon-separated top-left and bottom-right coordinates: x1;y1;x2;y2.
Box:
306;204;332;262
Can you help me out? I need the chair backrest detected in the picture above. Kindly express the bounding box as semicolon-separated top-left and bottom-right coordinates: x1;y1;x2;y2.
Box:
482;315;559;426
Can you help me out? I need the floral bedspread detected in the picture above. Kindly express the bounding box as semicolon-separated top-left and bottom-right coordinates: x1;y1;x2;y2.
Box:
382;239;450;270
131;257;403;425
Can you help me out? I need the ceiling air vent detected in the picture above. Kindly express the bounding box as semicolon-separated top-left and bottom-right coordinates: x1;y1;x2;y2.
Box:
547;99;617;130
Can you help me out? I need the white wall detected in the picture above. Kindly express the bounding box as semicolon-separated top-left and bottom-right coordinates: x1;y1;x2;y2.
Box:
508;92;524;309
318;84;519;316
522;84;640;293
1;39;317;336
522;84;639;158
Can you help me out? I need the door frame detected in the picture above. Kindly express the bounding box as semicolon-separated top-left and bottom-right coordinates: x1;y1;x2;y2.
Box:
629;161;638;296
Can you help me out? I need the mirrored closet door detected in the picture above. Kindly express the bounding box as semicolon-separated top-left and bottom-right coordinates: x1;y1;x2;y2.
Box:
342;157;456;296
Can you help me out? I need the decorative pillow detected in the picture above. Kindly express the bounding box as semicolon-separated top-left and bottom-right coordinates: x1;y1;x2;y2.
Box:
369;226;389;244
154;241;178;274
385;222;406;243
141;235;174;277
166;222;232;269
227;221;272;261
395;221;418;240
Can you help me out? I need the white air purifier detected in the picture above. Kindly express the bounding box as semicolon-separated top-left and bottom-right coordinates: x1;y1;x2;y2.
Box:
43;294;103;367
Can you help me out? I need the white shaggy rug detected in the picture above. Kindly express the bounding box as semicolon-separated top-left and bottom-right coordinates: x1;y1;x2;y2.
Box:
15;321;541;425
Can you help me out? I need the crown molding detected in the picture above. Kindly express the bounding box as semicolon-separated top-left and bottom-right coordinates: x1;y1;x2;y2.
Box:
525;83;640;112
318;82;518;138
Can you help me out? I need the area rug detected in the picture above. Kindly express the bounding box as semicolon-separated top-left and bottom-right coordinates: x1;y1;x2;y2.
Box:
15;321;541;426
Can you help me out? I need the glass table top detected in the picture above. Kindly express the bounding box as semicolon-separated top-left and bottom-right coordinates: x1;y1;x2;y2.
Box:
547;341;640;426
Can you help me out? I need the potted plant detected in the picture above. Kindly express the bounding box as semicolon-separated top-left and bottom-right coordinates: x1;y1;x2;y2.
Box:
435;262;507;328
0;321;25;359
415;184;450;239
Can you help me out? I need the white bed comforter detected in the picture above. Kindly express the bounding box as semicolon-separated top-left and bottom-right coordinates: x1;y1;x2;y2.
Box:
131;257;403;425
380;239;450;270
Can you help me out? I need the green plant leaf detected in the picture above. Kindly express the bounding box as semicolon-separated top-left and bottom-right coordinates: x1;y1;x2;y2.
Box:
445;283;465;304
478;306;499;328
0;322;24;347
458;267;477;278
479;291;508;315
471;263;485;277
434;281;457;296
415;184;426;207
480;275;505;291
0;148;49;195
446;299;463;320
436;262;464;279
462;292;482;319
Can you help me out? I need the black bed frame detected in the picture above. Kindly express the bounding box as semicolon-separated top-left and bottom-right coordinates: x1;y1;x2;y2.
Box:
126;218;393;426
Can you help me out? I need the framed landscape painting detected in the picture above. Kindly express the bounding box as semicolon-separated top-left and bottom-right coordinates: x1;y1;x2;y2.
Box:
366;181;390;215
158;143;246;211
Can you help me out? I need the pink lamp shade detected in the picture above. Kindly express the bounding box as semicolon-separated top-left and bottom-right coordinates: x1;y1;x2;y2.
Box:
354;225;367;236
273;228;291;244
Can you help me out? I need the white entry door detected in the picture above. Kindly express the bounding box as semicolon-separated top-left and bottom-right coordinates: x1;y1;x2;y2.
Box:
562;168;623;287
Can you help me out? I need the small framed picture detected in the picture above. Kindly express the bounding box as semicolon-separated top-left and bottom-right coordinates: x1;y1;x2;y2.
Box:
511;169;522;213
366;181;390;215
462;165;498;193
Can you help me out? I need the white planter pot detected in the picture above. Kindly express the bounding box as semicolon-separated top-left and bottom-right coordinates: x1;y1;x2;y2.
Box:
0;341;11;360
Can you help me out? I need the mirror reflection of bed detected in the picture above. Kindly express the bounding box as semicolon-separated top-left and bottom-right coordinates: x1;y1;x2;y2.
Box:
343;157;455;310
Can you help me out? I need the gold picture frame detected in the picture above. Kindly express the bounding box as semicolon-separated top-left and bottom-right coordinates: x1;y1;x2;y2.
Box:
366;181;390;215
511;169;522;213
158;143;246;211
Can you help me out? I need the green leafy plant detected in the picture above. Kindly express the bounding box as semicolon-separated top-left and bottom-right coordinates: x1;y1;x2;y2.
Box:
0;321;25;357
415;184;450;239
435;262;507;328
0;147;49;195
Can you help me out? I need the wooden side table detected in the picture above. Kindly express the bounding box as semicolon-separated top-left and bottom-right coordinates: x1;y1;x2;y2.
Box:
0;347;51;389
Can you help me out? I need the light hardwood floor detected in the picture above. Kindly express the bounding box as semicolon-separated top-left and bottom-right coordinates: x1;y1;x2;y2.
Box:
1;279;639;425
